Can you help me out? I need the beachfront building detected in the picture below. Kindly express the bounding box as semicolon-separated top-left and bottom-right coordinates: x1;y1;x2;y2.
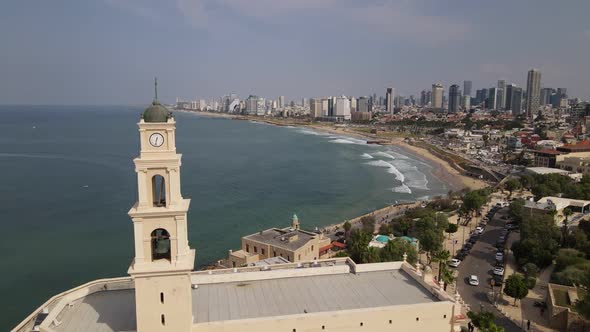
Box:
227;214;331;267
12;94;467;332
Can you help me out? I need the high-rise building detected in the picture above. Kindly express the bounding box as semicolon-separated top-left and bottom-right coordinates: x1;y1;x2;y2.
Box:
386;87;394;115
357;96;371;113
463;80;472;97
426;91;432;105
431;84;443;109
278;96;285;109
526;69;542;118
302;98;309;108
505;84;516;111
420;90;427;106
335;96;351;120
553;88;568;108
462;95;471;110
310;98;323;118
512;87;523;116
487;87;498;110
497;80;507;110
540;88;553;105
448;84;461;113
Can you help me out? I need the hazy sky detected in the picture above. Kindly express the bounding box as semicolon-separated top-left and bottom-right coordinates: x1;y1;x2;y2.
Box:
1;0;589;105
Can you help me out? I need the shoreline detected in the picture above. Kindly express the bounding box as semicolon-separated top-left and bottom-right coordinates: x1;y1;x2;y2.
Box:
182;109;486;192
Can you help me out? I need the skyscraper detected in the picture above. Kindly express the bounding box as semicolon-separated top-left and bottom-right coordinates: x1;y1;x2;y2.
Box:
487;87;498;110
357;96;370;113
431;84;443;109
497;80;507;110
278;96;285;109
540;88;553;105
310;98;323;118
463;80;472;97
448;84;461;113
526;69;542;118
511;87;523;116
386;87;394;115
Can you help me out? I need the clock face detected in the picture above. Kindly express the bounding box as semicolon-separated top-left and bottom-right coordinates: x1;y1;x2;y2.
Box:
149;133;164;147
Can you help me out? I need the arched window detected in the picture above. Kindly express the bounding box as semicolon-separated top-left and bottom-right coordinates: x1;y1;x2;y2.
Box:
151;229;171;261
152;175;166;207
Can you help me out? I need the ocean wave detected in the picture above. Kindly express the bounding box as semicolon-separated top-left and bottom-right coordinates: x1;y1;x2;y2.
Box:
361;153;373;159
373;151;396;159
365;160;405;182
329;137;368;145
393;185;412;194
391;159;429;190
298;129;327;136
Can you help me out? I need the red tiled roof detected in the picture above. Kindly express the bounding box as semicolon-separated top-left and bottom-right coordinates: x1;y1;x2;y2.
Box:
332;241;347;249
319;243;333;252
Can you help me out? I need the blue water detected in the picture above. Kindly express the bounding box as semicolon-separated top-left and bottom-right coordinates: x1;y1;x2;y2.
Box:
375;235;391;243
0;106;451;330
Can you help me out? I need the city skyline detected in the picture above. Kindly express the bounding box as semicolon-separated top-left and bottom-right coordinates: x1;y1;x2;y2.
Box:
1;0;590;105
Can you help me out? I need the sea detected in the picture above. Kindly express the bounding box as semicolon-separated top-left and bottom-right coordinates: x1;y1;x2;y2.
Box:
0;105;451;330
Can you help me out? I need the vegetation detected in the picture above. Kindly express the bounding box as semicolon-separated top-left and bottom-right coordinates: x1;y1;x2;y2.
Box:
510;200;560;268
504;274;529;305
346;229;418;265
503;178;521;198
518;173;590;201
343;221;351;238
413;210;448;264
360;215;376;234
461;188;492;216
467;311;505;332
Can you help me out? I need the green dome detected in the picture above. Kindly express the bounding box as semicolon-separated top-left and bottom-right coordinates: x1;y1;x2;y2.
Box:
142;101;171;123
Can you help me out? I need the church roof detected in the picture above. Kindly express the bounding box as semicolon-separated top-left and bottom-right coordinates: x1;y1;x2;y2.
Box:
142;100;171;123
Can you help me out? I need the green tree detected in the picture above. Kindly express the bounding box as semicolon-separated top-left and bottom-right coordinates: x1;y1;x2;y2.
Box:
440;265;455;291
432;249;450;281
467;311;504;332
360;215;376;234
504;274;529;305
504;179;522;198
348;230;371;263
343;221;352;238
415;216;445;264
445;223;458;238
380;238;418;264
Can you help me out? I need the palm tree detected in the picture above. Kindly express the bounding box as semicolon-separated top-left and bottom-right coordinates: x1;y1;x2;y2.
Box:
343;221;352;239
432;249;450;281
440;266;455;291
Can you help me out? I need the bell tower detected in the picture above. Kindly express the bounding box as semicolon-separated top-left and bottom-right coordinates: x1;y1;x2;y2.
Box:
128;79;194;332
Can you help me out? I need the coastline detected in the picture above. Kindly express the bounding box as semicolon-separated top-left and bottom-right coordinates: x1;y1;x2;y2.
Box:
182;109;486;191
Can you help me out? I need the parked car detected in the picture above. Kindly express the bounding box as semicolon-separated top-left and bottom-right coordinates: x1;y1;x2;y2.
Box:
448;259;461;268
475;226;485;234
493;275;504;286
464;242;473;249
493;266;505;276
495;252;504;261
469;275;480;286
335;231;345;237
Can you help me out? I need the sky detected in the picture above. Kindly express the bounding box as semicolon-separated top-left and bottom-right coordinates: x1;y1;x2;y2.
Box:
1;0;589;105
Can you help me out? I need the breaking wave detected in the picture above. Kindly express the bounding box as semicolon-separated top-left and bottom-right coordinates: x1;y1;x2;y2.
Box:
365;160;405;182
393;184;412;194
361;153;374;159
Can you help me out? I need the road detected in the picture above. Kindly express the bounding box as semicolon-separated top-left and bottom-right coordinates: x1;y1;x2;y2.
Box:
456;206;522;332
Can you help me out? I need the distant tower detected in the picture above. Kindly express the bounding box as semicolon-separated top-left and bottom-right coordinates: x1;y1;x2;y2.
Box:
431;84;443;109
386;87;394;115
526;69;542;118
128;79;195;332
463;80;472;97
292;214;300;230
448;84;461;113
497;80;507;110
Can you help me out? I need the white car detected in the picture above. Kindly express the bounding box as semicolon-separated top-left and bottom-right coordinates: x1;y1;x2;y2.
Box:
493;266;505;276
475;226;484;234
448;259;461;268
469;275;479;286
495;252;504;261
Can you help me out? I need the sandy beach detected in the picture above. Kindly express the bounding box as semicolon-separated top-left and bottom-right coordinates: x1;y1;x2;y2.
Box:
184;109;487;191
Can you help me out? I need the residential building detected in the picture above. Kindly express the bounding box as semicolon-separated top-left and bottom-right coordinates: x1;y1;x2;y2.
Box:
526;69;542;118
558;156;590;176
278;96;285;109
431;83;443;109
357;96;371;113
335;96;351;120
448;84;461;113
310;98;323;118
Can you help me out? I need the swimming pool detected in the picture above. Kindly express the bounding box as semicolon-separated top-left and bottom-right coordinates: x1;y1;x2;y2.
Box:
375;235;390;244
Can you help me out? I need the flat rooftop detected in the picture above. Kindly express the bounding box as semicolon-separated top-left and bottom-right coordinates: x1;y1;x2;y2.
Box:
50;268;437;331
192;269;438;323
244;228;318;251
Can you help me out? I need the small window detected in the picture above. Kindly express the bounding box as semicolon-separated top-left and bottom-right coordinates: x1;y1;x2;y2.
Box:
246;244;250;253
254;246;258;253
360;322;363;327
322;326;325;330
161;314;165;326
261;248;265;255
232;261;236;268
160;292;164;304
273;251;276;257
298;254;301;260
416;317;419;321
311;245;314;251
287;255;290;261
389;320;392;324
443;314;447;319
